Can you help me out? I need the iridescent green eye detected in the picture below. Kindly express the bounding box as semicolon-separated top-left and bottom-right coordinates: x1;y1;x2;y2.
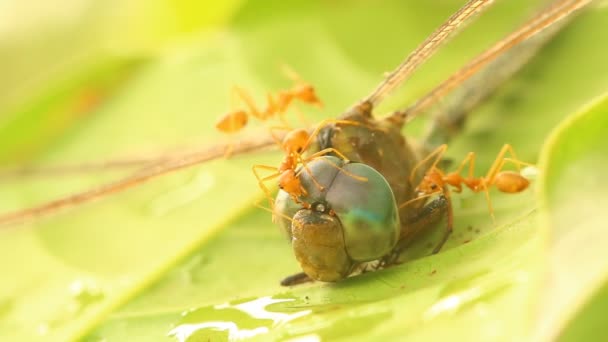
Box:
324;162;400;261
274;190;300;240
274;156;400;282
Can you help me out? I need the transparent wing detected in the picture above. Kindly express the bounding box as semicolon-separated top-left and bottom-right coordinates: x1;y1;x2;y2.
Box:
0;134;277;227
364;0;496;106
397;0;593;146
0;158;155;179
0;0;589;227
2;0;496;180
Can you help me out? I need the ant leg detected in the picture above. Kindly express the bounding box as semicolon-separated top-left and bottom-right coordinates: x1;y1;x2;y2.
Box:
485;144;523;183
481;182;496;223
304;148;368;182
409;144;447;183
268;125;294;147
280;272;313;286
433;188;454;254
452;152;476;179
289;149;338;192
272;93;292;124
410;192;452;254
398;192;437;209
252;165;280;208
448;151;498;222
263;92;281;121
278;122;367;191
298;161;326;191
451;152;502;221
389;192;452;265
293;146;367;192
233;86;264;120
280;63;304;84
502;158;535;169
291;105;311;127
495;156;536;180
252;197;293;225
307;147;350;163
476;145;535;222
484;144;535;186
296;151;367;192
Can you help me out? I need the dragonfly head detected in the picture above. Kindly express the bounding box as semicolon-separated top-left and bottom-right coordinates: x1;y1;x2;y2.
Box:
274;156;400;282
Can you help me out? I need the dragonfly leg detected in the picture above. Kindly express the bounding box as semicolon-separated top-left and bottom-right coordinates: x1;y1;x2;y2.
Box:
280;272;313;286
386;191;453;267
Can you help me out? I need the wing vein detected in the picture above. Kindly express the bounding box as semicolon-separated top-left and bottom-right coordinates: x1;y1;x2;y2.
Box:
403;0;592;122
0;135;277;227
364;0;495;106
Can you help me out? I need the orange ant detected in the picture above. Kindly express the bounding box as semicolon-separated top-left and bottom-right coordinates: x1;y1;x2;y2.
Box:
396;143;535;254
252;119;372;210
215;67;323;135
404;143;535;222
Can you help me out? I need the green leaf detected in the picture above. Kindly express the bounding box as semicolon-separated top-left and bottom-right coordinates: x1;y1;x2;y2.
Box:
1;1;608;341
535;93;608;341
558;282;608;342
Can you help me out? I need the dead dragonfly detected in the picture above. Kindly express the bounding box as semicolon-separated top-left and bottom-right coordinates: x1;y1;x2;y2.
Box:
0;0;592;240
271;0;592;285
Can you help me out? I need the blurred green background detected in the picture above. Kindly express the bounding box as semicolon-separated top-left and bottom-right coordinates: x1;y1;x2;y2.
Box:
1;0;607;341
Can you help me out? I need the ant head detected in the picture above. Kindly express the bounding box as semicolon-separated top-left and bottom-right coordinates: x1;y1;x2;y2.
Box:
295;85;323;107
278;170;303;196
416;173;443;195
283;129;310;154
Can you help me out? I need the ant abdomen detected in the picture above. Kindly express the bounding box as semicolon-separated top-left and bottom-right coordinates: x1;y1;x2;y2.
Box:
215;110;248;133
494;171;530;193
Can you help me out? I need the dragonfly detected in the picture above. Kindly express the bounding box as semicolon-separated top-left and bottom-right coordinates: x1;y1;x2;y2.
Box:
2;3;600;341
0;0;593;274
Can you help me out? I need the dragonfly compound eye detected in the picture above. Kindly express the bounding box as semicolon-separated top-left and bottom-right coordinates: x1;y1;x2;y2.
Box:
274;156;400;282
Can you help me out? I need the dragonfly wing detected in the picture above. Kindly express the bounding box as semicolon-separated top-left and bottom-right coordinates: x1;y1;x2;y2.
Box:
364;0;496;106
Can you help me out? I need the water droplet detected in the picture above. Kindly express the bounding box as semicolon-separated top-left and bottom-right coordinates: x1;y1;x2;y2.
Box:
285;334;322;342
167;296;311;341
424;286;484;320
67;279;104;314
423;270;512;321
10;278;106;338
169;322;268;341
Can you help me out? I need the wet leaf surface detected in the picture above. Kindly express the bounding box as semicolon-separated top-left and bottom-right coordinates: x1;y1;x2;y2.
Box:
1;1;608;341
